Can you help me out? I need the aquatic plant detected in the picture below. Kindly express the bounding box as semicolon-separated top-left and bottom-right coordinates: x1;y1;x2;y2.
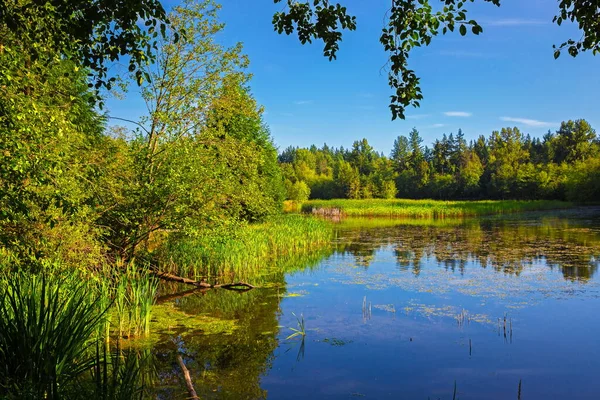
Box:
286;313;306;340
157;215;333;280
81;343;154;400
101;262;158;339
0;272;107;398
296;199;574;219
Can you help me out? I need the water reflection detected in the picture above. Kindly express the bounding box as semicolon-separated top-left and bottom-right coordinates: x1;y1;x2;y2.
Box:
142;210;600;399
335;214;600;281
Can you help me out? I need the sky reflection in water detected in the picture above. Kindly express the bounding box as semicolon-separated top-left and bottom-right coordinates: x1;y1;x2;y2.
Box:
156;209;600;400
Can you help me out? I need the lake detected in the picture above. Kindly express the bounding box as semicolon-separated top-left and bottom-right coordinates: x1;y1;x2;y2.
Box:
148;208;600;399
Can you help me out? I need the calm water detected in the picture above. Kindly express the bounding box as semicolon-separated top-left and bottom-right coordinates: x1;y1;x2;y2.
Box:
149;209;600;399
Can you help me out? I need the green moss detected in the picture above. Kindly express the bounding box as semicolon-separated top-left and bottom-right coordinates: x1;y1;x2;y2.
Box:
150;303;238;336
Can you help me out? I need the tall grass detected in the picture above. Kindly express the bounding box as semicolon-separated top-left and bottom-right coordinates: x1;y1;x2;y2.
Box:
0;272;107;398
157;215;333;280
295;199;574;219
0;270;157;399
99;262;159;339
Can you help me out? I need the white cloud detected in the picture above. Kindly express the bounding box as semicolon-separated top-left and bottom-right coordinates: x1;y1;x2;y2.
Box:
487;19;547;27
431;123;446;128
294;100;313;105
500;117;557;128
407;114;431;119
444;111;472;117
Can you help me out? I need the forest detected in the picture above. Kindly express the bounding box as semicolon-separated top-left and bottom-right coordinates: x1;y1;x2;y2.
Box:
279;121;600;202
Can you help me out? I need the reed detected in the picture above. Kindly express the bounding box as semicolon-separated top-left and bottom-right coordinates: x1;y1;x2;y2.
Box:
100;262;158;339
0;272;107;398
285;312;306;340
294;199;574;219
158;215;333;280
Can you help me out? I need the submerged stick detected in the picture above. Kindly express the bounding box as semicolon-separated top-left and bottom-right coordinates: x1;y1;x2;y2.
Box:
155;287;209;304
177;354;200;400
151;269;255;291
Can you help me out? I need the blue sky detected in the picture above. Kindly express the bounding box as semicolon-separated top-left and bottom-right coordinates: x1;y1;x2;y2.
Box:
106;0;599;154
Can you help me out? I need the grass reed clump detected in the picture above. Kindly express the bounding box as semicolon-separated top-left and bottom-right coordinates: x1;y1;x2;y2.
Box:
0;272;107;398
296;199;574;219
99;261;159;339
157;215;333;280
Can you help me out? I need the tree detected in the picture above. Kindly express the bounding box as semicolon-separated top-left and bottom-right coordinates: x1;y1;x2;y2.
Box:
0;42;108;268
408;128;424;170
553;119;597;163
0;0;173;96
348;138;376;176
99;0;281;258
334;159;361;199
288;181;311;201
273;0;599;119
391;135;410;173
487;127;529;198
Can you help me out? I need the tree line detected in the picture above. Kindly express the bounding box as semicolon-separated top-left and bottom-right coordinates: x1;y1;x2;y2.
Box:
279;120;599;202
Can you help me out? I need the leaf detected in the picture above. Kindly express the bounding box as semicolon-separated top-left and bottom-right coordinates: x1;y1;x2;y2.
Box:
459;25;467;36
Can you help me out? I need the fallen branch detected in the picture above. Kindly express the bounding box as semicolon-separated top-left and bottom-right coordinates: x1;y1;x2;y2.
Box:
177;354;199;400
151;269;255;291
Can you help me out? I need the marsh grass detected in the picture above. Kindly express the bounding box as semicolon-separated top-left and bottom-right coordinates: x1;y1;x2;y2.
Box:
0;272;107;398
0;270;157;399
100;262;159;339
295;199;574;219
158;215;332;280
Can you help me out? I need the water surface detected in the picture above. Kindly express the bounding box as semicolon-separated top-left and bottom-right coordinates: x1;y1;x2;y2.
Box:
150;208;600;399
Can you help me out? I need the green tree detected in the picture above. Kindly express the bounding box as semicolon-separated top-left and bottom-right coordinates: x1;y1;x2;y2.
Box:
391;135;411;173
348;138;376;176
487;127;529;198
457;151;483;198
553;119;597;163
100;0;275;257
0;0;172;96
0;43;107;268
334;159;361;199
288;181;311;201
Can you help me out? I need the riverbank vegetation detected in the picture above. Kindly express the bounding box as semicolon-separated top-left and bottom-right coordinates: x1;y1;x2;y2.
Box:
279;122;599;202
0;1;330;397
1;0;597;397
294;199;574;218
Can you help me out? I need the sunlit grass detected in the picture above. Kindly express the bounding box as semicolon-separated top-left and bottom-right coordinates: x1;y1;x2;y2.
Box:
290;199;574;219
157;215;333;280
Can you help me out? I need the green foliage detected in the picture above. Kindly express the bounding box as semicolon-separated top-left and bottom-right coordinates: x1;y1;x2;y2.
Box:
100;0;285;258
288;180;311;201
565;158;600;202
0;0;171;95
272;0;357;60
0;40;107;269
274;0;599;119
